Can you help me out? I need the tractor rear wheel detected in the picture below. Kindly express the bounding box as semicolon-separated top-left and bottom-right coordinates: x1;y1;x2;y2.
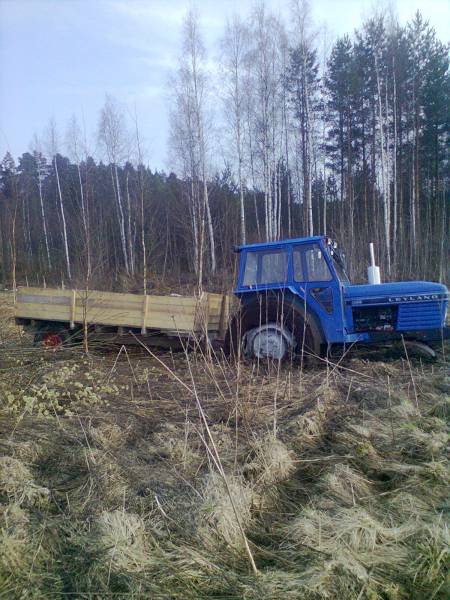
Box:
224;295;322;362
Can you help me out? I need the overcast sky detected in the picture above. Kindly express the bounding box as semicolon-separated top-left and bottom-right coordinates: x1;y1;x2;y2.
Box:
0;0;449;171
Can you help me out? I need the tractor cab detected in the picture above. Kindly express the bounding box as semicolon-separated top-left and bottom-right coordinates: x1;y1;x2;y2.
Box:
238;236;347;288
232;237;349;359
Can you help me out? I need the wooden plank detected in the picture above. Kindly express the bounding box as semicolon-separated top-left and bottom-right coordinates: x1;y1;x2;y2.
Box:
17;287;199;307
83;291;197;308
78;293;198;331
16;304;70;321
146;295;198;332
16;287;72;323
17;286;71;297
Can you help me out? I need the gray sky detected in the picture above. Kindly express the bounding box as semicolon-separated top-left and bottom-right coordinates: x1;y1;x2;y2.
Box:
1;0;449;171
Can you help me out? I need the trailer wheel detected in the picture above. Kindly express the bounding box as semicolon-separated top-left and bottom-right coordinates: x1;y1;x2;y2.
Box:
224;295;322;361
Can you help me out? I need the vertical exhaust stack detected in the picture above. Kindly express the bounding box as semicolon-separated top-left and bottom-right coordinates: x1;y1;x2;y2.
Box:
368;242;381;285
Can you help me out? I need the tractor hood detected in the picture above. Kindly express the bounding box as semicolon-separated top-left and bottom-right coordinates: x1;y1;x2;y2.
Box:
344;281;449;306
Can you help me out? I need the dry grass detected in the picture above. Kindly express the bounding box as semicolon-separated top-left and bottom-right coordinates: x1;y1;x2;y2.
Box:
96;510;150;573
0;291;448;599
320;463;372;507
0;457;49;507
198;471;256;549
247;435;295;486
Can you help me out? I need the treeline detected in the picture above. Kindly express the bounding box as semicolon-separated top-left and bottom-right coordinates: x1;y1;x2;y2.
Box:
0;5;448;291
0;154;248;290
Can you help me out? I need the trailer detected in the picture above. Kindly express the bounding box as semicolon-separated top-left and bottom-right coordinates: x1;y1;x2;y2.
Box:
15;287;231;348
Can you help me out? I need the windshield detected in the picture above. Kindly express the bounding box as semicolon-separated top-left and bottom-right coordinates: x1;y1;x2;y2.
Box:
324;238;350;282
330;248;350;283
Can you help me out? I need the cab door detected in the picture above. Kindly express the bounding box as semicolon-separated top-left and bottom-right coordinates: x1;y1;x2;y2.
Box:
291;243;344;343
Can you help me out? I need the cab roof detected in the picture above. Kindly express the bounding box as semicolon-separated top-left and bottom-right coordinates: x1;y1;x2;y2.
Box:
237;236;326;252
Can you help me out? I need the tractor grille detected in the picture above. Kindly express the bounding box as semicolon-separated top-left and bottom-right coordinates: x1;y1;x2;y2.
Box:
397;302;442;330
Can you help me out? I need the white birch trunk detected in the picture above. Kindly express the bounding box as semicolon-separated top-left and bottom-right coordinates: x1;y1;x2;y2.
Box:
77;162;91;278
36;160;51;268
273;162;278;240
246;109;261;238
190;179;199;276
375;55;391;275
303;52;314;237
323;164;327;234
236;115;245;245
277;164;282;239
126;172;134;276
113;165;130;274
204;180;216;273
54;155;71;280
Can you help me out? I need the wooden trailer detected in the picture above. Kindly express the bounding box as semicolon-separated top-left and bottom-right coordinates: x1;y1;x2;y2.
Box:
15;287;231;347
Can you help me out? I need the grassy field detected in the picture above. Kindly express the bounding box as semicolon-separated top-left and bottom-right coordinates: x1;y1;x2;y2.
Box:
0;291;449;599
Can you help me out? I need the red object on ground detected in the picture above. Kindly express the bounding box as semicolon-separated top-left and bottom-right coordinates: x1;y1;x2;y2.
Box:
43;332;63;347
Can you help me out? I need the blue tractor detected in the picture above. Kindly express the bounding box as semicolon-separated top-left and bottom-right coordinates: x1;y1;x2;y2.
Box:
225;236;449;361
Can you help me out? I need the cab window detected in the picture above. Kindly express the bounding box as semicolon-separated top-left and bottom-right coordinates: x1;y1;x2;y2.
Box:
242;251;258;286
242;249;288;286
293;250;305;281
293;244;332;282
261;250;288;284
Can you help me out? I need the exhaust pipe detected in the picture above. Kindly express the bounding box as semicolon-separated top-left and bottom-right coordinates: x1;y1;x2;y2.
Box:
368;242;381;285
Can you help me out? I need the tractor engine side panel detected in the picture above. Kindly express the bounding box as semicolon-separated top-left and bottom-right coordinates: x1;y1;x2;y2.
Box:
352;305;398;333
346;296;448;342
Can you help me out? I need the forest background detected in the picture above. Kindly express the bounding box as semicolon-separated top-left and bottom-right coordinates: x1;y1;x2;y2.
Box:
0;1;448;292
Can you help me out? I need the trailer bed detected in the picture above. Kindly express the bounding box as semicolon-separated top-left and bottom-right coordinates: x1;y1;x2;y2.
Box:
15;287;230;338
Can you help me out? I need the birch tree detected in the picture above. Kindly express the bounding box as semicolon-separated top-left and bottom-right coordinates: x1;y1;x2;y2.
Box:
47;119;71;281
66;115;91;278
370;17;392;275
98;95;130;275
289;0;318;237
220;15;248;245
133;111;148;294
31;135;51;269
169;9;216;288
248;4;285;241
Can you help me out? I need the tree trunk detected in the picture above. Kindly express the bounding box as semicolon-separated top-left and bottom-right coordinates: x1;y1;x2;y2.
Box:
54;155;71;280
112;165;129;275
37;164;51;269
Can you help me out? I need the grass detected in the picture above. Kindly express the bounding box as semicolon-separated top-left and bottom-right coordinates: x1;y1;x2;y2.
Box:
0;291;449;599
